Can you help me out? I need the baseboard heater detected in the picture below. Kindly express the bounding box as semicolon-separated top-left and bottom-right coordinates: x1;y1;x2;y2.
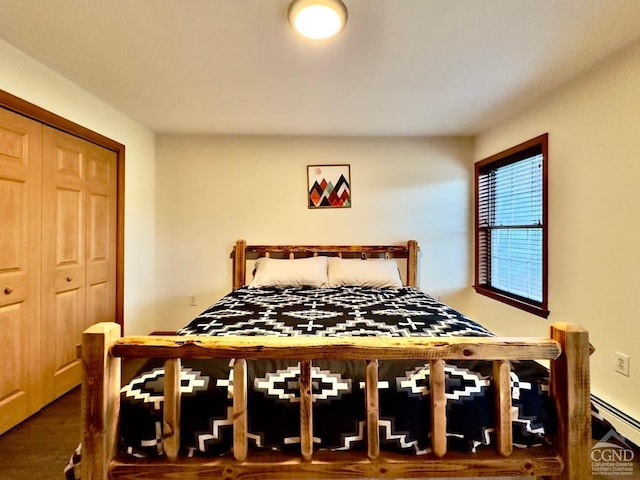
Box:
591;394;640;447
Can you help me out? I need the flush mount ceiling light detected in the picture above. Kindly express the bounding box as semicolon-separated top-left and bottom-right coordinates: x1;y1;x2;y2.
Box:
288;0;348;41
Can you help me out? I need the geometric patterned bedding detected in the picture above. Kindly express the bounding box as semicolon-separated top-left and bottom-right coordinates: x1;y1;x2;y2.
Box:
118;286;556;458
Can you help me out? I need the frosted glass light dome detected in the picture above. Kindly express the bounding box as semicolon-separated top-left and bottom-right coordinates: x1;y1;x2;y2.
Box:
288;0;348;40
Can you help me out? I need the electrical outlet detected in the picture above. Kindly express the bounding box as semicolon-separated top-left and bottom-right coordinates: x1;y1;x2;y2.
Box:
615;352;630;376
189;293;197;306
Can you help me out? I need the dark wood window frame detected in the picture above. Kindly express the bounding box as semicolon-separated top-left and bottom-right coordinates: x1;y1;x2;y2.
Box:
474;133;549;318
0;89;126;329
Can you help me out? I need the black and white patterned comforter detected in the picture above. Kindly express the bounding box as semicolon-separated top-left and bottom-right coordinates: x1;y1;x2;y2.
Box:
118;286;555;458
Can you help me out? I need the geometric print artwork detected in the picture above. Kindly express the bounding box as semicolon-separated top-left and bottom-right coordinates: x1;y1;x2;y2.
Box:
308;164;351;208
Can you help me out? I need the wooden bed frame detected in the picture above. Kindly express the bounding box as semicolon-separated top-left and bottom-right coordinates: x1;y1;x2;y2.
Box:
81;240;593;479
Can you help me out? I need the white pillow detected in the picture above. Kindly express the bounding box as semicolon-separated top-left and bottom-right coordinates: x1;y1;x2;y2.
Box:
327;257;403;289
250;256;328;288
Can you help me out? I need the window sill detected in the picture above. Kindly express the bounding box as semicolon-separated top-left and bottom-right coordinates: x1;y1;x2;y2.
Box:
473;285;550;318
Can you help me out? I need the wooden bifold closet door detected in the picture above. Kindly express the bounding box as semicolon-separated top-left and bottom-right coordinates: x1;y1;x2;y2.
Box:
0;107;118;433
0;108;43;434
41;127;117;402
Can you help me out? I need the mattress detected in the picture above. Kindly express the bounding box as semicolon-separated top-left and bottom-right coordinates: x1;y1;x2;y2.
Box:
118;286;555;458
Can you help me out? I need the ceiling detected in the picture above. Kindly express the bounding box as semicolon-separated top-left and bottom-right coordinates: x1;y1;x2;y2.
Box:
1;0;640;137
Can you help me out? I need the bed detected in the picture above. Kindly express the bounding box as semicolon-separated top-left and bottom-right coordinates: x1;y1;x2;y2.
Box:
78;240;593;479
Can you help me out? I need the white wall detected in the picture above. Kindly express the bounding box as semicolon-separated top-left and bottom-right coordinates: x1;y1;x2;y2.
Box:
155;135;473;331
468;40;640;441
0;39;157;335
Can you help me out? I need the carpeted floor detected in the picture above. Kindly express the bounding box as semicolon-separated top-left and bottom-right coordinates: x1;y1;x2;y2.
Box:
0;359;143;480
0;387;81;480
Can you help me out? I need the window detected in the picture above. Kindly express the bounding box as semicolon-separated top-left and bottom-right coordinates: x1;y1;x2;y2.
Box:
474;134;549;317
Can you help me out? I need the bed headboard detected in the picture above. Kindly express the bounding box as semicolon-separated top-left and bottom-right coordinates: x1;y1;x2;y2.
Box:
231;240;419;290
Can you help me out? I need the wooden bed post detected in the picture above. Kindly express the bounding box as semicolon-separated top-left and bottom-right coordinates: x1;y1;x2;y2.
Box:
81;322;121;480
233;239;247;290
300;359;314;461
365;359;380;459
430;359;447;457
233;358;248;461
407;240;418;287
163;358;182;461
549;322;592;480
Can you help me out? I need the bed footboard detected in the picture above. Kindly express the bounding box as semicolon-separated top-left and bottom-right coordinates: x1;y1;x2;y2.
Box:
81;322;592;480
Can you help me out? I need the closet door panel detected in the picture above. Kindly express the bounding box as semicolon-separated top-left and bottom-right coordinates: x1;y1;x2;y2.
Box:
86;143;117;326
0;303;32;433
42;127;86;402
0;108;42;435
87;281;109;327
52;287;85;396
53;187;85;291
0;179;28;278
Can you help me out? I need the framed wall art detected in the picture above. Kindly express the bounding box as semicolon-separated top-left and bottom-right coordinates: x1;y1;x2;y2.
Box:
307;164;351;208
